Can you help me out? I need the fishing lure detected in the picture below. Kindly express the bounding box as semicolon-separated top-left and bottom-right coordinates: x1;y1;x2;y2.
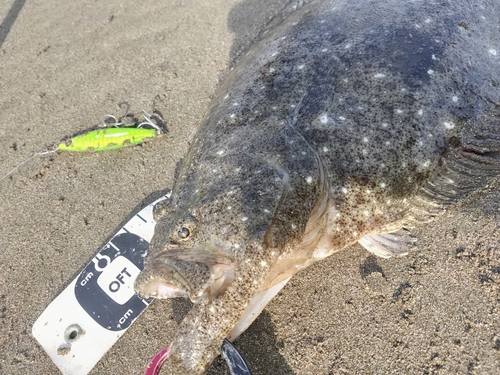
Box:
57;127;157;152
57;111;160;152
143;340;252;375
0;111;162;182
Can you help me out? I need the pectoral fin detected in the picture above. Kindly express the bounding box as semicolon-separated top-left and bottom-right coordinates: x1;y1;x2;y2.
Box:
358;230;415;259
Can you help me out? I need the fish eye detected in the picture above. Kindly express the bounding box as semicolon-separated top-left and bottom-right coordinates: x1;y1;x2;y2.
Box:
177;226;191;239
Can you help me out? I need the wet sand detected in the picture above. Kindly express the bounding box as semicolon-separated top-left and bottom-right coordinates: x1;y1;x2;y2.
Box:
0;1;499;374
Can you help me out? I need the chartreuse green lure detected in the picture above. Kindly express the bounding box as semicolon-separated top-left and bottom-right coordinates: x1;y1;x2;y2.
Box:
0;111;161;182
57;111;160;152
57;127;157;152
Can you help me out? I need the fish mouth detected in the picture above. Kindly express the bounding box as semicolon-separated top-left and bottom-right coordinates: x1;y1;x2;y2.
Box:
135;248;235;303
134;266;190;299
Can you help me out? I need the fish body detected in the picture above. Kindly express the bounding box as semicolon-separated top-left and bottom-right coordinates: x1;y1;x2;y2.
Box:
135;0;500;373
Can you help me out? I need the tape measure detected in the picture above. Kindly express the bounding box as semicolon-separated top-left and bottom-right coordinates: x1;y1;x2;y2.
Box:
32;195;169;375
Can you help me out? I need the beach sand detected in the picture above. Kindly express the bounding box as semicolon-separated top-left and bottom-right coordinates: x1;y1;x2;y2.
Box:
0;1;499;374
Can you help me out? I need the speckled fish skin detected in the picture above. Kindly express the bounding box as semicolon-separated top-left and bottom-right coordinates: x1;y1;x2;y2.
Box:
135;0;500;373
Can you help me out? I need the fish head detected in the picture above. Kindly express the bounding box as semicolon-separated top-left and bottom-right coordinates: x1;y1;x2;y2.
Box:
134;196;239;304
134;120;323;373
134;149;294;303
133;155;287;374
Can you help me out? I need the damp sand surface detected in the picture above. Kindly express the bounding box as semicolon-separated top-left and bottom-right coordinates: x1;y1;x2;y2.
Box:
0;1;499;374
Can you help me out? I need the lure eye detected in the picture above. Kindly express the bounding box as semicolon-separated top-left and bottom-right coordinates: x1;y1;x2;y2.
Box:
177;227;191;239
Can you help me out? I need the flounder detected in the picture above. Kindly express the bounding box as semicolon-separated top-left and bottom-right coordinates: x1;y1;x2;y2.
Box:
135;0;500;373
